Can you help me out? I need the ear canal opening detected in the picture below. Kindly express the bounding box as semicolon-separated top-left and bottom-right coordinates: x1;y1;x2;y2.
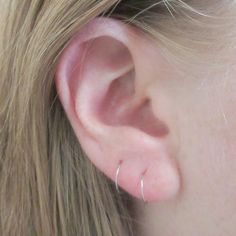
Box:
128;99;169;137
98;69;169;138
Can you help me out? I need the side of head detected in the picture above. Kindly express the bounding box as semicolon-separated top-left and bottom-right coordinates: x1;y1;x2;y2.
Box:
0;1;236;236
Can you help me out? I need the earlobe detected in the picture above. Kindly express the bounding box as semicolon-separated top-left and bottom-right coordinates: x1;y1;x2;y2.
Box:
55;17;180;203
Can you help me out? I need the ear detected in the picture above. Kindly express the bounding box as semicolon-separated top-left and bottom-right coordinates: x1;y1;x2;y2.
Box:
55;17;180;203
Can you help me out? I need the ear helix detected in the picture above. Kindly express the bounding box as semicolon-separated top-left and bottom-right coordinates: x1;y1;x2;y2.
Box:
115;160;147;203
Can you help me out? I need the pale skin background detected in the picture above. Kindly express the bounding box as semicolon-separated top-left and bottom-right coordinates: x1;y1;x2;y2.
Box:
134;35;236;236
134;51;236;235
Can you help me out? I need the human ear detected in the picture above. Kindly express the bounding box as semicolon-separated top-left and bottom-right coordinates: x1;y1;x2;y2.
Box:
55;17;180;203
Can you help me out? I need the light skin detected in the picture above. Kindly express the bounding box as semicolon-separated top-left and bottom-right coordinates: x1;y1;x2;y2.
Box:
55;17;236;236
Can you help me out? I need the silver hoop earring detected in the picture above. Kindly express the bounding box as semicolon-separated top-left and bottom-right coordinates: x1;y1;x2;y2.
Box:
141;175;146;203
115;163;121;193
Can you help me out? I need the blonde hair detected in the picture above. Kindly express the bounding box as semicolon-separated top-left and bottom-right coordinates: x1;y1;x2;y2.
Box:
0;1;235;235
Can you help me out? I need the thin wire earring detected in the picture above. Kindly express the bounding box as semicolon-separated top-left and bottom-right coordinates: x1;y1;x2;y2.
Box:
115;163;121;193
141;175;146;203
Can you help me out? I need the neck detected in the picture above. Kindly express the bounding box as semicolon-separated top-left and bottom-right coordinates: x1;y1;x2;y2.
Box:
132;198;236;236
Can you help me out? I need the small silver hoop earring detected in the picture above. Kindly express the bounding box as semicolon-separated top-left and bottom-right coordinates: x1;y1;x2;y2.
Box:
115;163;121;193
141;175;146;203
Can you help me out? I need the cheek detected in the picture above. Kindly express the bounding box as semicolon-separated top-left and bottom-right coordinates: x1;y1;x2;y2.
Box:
177;74;236;216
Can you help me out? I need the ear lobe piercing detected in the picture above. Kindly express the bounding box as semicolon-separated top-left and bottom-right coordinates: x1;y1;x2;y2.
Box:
140;175;146;203
115;161;147;203
115;162;122;193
